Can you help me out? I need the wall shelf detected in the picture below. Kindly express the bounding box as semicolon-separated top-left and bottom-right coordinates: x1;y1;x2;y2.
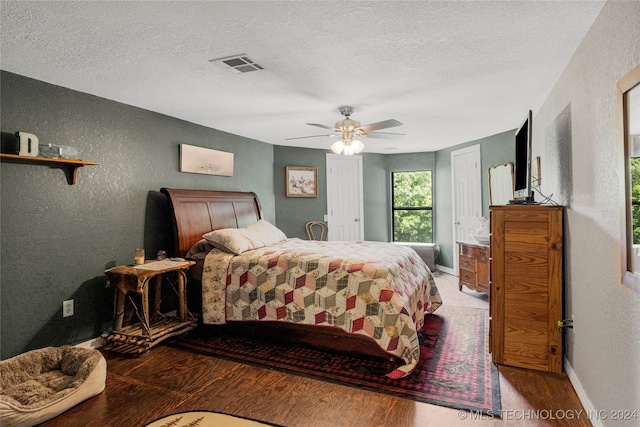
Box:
0;153;98;185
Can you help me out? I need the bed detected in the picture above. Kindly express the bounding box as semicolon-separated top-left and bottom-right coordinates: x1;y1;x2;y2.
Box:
161;188;442;378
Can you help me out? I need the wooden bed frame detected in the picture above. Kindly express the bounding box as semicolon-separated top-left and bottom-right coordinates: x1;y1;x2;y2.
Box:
161;188;263;258
160;187;397;361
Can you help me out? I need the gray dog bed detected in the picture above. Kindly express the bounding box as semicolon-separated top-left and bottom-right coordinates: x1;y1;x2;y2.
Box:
0;345;106;426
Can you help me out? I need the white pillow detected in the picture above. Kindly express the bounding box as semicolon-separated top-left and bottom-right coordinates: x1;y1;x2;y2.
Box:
202;220;287;254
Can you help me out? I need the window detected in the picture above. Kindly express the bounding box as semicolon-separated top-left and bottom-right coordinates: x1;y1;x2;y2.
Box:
392;171;433;242
631;155;640;251
623;73;640;292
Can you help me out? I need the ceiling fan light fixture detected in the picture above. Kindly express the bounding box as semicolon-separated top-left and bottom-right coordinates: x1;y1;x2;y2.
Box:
352;140;365;154
289;106;400;153
331;140;345;154
342;145;355;156
331;139;364;156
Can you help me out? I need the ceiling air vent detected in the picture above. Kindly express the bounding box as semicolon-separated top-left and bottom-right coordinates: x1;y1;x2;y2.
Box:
209;54;264;74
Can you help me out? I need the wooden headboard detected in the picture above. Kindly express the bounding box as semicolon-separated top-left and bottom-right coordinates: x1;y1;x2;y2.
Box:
161;188;263;257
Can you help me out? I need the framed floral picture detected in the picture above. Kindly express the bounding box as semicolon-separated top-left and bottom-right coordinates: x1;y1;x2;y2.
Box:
286;166;318;197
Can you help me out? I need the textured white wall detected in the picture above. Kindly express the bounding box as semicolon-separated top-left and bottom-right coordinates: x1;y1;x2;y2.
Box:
534;1;640;423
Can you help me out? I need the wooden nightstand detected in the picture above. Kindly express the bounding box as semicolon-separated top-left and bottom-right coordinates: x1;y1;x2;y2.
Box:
457;241;490;293
104;259;197;354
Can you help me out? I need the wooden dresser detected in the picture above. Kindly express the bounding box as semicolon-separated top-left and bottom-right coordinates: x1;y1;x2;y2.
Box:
490;204;564;373
458;241;490;293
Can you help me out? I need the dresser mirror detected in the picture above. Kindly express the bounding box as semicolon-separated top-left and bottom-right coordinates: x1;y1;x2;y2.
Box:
488;162;514;205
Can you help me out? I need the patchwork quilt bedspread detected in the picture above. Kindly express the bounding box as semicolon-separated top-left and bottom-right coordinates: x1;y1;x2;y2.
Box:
201;238;442;378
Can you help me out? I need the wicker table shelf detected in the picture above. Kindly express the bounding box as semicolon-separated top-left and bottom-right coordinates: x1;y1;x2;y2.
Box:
103;259;196;354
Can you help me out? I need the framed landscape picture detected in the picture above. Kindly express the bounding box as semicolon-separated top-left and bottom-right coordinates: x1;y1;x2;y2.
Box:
286;166;317;197
180;144;234;176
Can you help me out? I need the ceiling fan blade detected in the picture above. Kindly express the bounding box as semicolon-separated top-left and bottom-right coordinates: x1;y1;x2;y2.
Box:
363;132;406;139
358;119;403;133
285;133;336;141
307;123;337;131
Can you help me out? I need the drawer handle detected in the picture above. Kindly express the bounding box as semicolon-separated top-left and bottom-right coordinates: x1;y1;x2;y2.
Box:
463;260;470;266
463;273;471;280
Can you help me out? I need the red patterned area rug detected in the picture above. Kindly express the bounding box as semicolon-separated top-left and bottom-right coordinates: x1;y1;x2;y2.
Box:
166;306;501;416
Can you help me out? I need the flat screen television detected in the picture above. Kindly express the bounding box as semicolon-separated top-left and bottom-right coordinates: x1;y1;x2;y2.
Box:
512;110;535;203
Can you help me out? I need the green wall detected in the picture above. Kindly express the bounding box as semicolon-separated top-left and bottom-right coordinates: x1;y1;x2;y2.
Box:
361;153;388;242
435;130;515;269
273;146;327;239
1;70;514;360
272;148;438;243
271;147;395;242
0;71;275;359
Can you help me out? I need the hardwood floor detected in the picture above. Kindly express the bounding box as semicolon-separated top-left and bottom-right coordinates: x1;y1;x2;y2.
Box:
39;273;590;427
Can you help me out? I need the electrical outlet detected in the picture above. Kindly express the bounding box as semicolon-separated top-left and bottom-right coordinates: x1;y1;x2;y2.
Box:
63;300;74;318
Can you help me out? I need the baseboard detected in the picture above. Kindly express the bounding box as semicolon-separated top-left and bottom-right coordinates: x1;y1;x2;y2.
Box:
436;264;456;276
565;359;604;427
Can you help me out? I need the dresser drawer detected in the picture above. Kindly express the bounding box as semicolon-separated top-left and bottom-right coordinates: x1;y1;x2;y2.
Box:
459;267;477;288
458;241;490;294
460;244;489;261
460;254;477;271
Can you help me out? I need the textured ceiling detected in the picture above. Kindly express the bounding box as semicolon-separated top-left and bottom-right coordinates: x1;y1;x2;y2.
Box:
1;1;606;154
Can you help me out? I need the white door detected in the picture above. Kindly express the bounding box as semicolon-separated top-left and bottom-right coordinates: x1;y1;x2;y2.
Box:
451;145;482;274
326;154;364;241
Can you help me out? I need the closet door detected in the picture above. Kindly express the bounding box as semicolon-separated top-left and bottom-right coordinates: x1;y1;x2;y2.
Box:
490;205;563;373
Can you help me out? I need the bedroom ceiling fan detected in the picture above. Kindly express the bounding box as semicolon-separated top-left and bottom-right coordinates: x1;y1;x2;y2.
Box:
286;106;404;155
